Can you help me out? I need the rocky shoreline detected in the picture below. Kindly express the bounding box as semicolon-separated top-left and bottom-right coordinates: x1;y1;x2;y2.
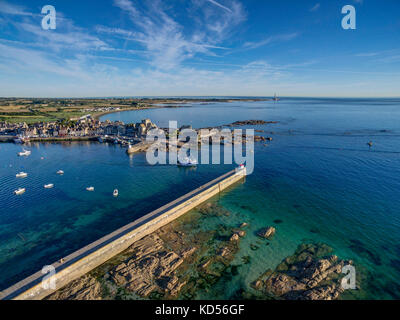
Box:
251;243;354;300
46;202;245;300
46;202;357;301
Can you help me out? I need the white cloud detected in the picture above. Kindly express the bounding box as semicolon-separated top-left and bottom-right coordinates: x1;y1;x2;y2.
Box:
0;1;33;16
243;33;299;50
206;0;233;13
309;3;320;12
19;22;110;51
110;0;244;69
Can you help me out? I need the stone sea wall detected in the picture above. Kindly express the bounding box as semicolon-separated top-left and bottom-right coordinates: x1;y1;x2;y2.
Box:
0;169;246;300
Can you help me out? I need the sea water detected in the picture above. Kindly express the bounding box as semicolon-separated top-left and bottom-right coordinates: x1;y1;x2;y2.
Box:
1;98;399;299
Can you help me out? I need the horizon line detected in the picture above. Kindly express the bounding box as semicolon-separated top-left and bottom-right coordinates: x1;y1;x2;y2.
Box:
1;96;400;99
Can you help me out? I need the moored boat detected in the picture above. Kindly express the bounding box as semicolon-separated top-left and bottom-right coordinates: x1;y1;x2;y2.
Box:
16;172;28;178
113;189;119;197
17;149;31;157
14;188;26;195
44;184;54;189
178;157;198;167
86;186;95;192
57;170;64;175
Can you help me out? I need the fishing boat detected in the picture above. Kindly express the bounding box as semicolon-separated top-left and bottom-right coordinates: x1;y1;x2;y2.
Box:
16;172;28;178
17;149;31;157
57;170;64;175
113;189;119;197
14;188;26;195
178;157;198;167
44;184;54;189
86;186;95;192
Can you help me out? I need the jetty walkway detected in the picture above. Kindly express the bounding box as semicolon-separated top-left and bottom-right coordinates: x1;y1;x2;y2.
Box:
0;167;246;300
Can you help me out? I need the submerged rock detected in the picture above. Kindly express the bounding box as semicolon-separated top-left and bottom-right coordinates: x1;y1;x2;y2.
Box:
257;227;276;239
236;230;246;237
252;243;353;300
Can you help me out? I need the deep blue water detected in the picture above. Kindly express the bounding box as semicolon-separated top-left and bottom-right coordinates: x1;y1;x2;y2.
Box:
1;98;400;299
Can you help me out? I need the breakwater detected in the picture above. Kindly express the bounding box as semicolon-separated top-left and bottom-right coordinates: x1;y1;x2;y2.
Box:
0;167;246;300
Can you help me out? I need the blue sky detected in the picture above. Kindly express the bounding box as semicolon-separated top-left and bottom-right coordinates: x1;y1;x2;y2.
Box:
0;0;399;97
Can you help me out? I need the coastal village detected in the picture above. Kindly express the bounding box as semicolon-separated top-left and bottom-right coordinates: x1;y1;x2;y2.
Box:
0;115;159;142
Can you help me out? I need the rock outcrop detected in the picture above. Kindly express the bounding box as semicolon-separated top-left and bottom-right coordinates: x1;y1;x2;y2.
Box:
257;227;276;239
46;275;102;300
110;234;195;297
252;243;352;300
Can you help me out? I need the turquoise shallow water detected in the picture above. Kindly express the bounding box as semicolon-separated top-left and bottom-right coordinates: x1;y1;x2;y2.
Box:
1;98;400;299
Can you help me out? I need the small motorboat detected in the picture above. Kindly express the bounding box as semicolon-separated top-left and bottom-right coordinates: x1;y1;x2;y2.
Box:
57;170;64;175
18;149;31;157
86;186;95;192
44;184;54;189
16;172;28;178
14;188;26;195
177;157;198;167
113;189;119;197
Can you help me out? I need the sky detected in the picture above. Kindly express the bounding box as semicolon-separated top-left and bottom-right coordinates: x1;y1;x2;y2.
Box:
0;0;399;97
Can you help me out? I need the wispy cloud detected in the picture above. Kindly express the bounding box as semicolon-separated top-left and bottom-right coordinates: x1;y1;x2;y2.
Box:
0;0;33;16
355;49;400;63
206;0;233;13
108;0;244;69
243;32;299;50
355;52;380;57
309;3;320;12
19;22;109;51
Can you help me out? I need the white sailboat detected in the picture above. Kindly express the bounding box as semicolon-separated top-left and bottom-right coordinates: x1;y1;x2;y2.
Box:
113;189;119;197
16;172;28;178
178;157;198;167
17;149;31;157
86;186;95;192
14;188;26;195
44;184;54;189
57;170;64;175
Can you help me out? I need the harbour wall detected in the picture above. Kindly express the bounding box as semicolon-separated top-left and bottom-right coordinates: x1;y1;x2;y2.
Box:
0;168;246;300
